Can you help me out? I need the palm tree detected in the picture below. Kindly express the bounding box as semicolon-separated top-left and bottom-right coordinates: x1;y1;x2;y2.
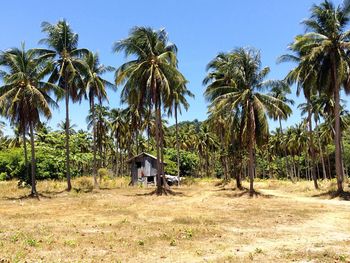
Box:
205;48;291;195
109;108;127;177
281;0;350;193
165;81;194;184
39;19;88;191
197;124;218;177
114;27;186;195
0;45;58;196
298;101;319;188
57;120;77;134
82;51;115;188
268;81;294;179
87;105;110;171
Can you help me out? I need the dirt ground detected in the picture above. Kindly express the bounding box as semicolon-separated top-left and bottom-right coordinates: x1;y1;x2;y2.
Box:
0;178;349;262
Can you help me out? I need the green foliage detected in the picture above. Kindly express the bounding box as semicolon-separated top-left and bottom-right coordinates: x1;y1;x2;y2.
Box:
0;131;93;181
0;172;6;181
0;148;26;181
25;238;38;247
164;148;199;176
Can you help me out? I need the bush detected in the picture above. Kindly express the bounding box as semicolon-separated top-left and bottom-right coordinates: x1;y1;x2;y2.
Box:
98;168;111;179
164;148;199;177
0;148;26;181
74;177;93;192
0;172;7;181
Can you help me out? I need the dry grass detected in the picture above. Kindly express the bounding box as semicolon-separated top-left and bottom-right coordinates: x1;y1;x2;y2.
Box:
0;177;349;262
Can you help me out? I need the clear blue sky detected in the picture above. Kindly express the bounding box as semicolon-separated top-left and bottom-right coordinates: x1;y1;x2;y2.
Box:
0;0;345;135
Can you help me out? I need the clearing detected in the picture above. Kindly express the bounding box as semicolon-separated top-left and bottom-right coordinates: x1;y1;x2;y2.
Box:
0;178;349;262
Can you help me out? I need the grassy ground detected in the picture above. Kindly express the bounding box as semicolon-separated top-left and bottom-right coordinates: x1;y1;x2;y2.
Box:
0;177;349;262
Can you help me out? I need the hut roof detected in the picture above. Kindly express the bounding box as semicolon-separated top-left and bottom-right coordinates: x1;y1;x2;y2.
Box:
127;152;166;164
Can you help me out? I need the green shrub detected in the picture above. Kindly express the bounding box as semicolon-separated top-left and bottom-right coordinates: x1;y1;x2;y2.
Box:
0;131;93;181
0;172;7;181
164;148;199;177
0;148;26;181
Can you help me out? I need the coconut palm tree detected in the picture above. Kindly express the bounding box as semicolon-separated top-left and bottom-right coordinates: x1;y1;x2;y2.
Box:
268;81;294;179
57;120;77;135
87;105;110;170
114;27;186;195
82;51;115;188
281;0;350;193
298;101;319;188
205;48;291;195
0;45;58;196
39;19;88;191
165;81;194;184
109;108;127;176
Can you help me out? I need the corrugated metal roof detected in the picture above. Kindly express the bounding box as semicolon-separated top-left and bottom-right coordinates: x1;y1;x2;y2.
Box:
127;152;166;164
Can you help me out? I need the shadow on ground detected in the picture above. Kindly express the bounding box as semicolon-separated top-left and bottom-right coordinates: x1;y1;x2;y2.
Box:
124;188;187;197
215;187;274;199
313;190;350;201
3;192;53;201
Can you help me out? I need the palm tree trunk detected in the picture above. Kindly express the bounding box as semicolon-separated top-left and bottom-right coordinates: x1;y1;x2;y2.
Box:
341;140;348;183
226;157;230;180
65;83;72;191
175;104;180;186
332;56;344;192
29;121;37;196
158;98;168;190
91;99;99;188
22;127;29;183
317;131;327;180
292;156;297;180
114;137;119;177
307;108;318;189
248;105;255;196
297;158;301;181
154;94;162;194
326;148;332;179
279;119;290;180
236;160;243;190
206;150;210;177
135;128;139;154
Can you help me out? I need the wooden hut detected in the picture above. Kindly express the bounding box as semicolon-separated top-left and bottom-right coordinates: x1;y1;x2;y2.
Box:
127;152;165;186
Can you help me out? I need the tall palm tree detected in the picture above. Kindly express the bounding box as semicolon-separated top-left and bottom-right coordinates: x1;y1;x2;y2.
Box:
114;27;186;195
196;124;218;177
57;120;77;134
109;108;127;177
82;51;115;188
268;81;294;179
298;101;319;188
39;19;88;191
87;105;110;170
205;48;291;195
281;0;350;193
165;81;194;184
0;45;58;196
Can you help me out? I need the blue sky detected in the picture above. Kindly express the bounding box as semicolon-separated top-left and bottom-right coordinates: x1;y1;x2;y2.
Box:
0;0;345;134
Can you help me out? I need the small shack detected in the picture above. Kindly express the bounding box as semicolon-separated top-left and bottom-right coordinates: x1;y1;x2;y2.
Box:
127;152;165;186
